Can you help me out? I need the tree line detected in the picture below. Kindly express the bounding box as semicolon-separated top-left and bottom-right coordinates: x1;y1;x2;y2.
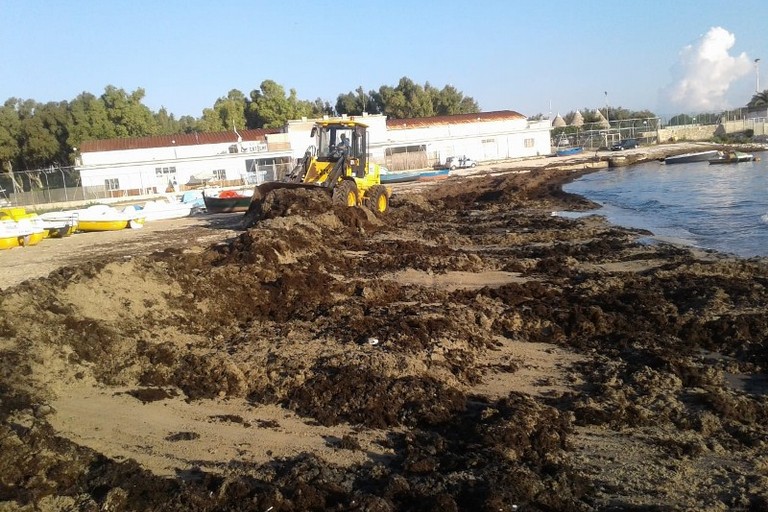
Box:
0;77;479;173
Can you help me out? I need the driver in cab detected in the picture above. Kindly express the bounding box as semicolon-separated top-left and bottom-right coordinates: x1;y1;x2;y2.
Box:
336;133;350;158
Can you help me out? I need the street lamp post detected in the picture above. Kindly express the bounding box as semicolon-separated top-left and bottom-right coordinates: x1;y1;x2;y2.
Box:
755;59;761;93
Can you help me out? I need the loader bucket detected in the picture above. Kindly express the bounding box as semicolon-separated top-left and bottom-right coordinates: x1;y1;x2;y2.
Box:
241;181;331;228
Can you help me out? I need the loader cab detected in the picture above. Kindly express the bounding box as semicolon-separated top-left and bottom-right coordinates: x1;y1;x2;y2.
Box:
314;122;369;178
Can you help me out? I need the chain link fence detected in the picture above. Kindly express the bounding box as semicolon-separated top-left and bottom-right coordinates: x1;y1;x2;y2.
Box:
1;161;295;210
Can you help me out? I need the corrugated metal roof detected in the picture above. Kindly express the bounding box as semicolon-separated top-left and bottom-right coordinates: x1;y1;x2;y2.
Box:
79;128;281;153
385;110;526;129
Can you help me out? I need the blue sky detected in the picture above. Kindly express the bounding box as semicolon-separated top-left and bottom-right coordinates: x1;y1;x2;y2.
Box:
1;0;766;120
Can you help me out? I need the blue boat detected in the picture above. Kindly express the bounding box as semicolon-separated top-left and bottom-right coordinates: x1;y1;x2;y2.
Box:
380;168;450;184
556;146;584;157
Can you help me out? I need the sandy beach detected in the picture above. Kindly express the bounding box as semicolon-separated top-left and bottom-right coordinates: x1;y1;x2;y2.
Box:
2;145;768;511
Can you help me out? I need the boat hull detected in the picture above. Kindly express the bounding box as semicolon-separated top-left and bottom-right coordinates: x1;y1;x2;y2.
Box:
202;194;252;213
709;151;755;164
77;219;131;232
23;231;46;246
381;168;450;184
0;235;20;250
556;147;584;157
664;150;720;164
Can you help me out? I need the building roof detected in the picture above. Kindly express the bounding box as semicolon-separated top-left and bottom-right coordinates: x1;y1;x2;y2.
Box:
79;110;529;153
79;128;280;153
385;110;526;129
570;110;584;127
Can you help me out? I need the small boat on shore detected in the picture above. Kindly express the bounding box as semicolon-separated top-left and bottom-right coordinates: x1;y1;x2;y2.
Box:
202;189;254;213
556;146;584;157
72;205;145;232
664;150;721;165
381;168;450;184
38;211;79;238
708;150;755;165
0;219;23;250
1;208;47;245
123;197;193;222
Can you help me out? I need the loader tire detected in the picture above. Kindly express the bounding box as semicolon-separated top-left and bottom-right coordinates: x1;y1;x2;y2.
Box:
333;180;359;207
367;185;389;214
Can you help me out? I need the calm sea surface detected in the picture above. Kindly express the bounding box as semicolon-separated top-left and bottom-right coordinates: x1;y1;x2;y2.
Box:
561;156;768;258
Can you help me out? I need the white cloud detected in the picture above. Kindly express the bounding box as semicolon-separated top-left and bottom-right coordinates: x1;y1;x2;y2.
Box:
660;27;752;112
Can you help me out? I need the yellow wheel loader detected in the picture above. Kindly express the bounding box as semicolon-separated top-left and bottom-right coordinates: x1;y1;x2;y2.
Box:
243;119;390;223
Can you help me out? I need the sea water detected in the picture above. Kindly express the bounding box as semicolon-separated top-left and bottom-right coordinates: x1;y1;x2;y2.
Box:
560;157;768;258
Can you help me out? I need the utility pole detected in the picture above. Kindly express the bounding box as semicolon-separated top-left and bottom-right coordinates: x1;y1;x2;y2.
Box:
755;59;761;93
604;91;609;126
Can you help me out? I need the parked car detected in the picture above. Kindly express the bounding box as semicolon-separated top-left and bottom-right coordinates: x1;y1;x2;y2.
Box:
611;139;639;151
444;156;477;169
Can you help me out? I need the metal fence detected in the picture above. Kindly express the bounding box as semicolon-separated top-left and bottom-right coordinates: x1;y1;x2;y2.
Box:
0;161;295;209
1;167;83;209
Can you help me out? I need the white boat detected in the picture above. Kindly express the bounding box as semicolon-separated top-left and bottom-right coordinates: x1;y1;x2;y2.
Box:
14;215;46;245
1;208;46;245
664;150;721;165
38;211;79;237
70;204;146;232
123;198;193;222
0;219;24;250
708;150;755;164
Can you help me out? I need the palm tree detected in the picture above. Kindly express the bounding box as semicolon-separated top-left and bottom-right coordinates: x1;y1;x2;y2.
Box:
747;90;768;108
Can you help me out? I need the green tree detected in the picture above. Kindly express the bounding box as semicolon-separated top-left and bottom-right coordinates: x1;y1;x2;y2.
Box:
34;101;71;166
371;77;478;119
312;98;334;117
335;86;379;116
14;100;61;170
199;89;247;133
68;92;117;146
748;90;768;108
100;85;158;137
0;99;21;173
429;83;480;115
394;77;434;118
247;80;319;129
154;107;183;135
177;115;199;133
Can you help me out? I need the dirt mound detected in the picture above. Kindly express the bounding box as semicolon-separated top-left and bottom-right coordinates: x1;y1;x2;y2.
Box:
2;171;768;510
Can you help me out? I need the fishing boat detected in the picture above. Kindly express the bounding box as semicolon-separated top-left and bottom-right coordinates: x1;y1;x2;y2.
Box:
72;204;145;232
708;150;755;165
202;189;254;213
380;168;450;184
664;150;721;165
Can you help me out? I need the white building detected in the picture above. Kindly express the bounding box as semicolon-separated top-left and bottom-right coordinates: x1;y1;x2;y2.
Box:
76;110;551;197
77;129;292;197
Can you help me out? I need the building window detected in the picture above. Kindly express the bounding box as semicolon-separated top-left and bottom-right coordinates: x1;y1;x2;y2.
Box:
155;166;177;177
524;138;535;148
105;178;119;190
213;169;226;180
482;138;495;144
